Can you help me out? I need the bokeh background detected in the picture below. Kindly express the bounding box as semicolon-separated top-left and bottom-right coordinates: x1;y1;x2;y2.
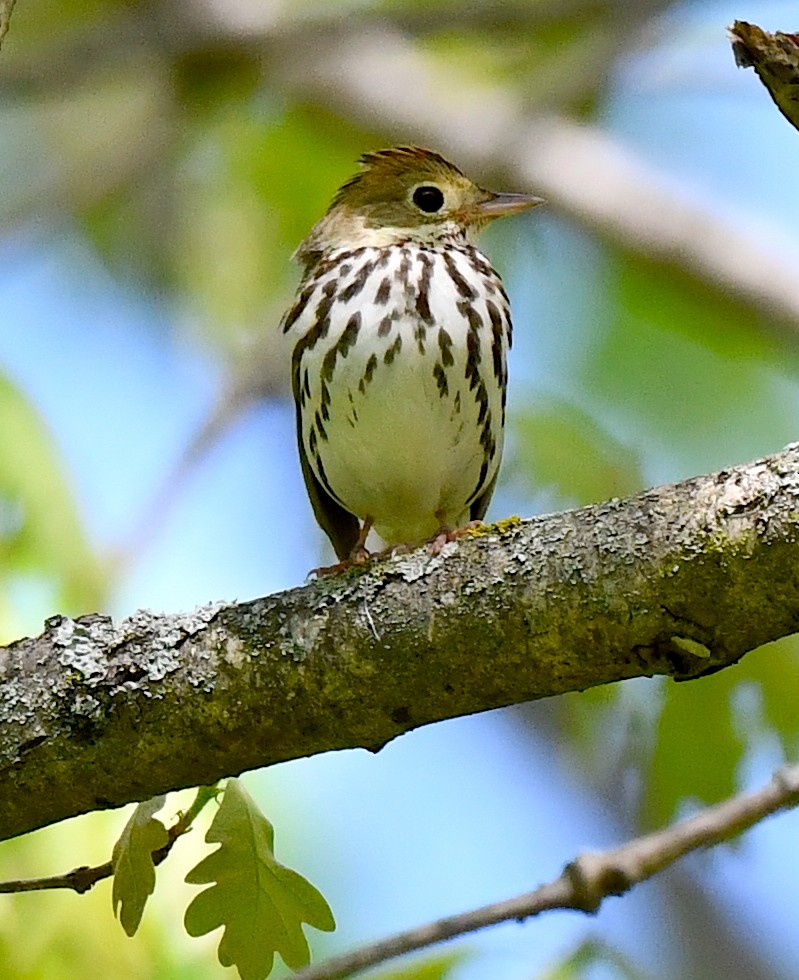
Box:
2;1;799;978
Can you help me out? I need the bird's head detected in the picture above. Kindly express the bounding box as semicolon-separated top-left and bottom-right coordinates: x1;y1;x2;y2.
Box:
296;146;543;263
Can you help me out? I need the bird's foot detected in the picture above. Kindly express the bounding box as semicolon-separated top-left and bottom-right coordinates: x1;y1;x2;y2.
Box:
427;521;485;556
310;552;369;577
372;541;413;561
310;517;374;577
310;519;484;576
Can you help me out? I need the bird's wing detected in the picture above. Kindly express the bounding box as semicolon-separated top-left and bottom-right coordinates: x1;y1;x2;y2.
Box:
469;467;499;524
292;385;360;562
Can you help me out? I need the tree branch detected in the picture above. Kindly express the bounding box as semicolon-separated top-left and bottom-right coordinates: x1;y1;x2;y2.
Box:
3;446;799;843
292;763;799;980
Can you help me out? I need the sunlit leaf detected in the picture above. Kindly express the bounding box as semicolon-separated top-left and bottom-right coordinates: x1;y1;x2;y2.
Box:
185;778;335;980
111;796;169;937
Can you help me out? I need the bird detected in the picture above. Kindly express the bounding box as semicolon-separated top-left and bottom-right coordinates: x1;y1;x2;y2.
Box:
281;146;543;565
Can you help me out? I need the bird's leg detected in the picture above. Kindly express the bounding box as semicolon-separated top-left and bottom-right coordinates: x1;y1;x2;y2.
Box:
349;515;374;564
310;516;375;578
311;516;484;577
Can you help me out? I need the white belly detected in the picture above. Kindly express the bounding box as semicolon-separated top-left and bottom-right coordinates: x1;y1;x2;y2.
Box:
318;327;493;543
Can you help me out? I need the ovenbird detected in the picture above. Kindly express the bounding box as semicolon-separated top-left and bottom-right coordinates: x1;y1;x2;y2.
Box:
282;147;542;562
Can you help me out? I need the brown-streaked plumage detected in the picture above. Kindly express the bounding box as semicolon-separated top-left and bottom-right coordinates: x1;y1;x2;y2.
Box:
281;147;543;563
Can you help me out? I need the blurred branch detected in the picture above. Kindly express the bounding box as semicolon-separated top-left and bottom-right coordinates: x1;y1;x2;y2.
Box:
293;763;799;980
196;0;671;113
4;445;799;841
731;21;799;133
186;0;666;43
519;700;781;980
0;0;16;50
4;10;799;337
109;354;288;579
271;24;799;334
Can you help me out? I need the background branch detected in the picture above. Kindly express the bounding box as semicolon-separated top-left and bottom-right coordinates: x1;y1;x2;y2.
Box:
269;23;799;335
293;764;799;980
0;0;16;50
3;446;799;843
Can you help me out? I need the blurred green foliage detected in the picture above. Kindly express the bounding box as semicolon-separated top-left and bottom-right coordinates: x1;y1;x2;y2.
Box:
514;397;643;505
0;374;103;634
0;799;221;980
370;949;468;979
539;937;646;980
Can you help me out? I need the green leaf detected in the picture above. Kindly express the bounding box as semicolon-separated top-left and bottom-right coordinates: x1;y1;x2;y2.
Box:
644;670;744;827
111;795;169;936
184;778;335;980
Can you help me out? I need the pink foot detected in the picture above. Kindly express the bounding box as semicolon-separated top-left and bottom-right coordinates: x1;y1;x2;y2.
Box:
428;520;484;555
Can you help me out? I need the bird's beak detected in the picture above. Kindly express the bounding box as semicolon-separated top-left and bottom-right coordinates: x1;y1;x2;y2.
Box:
476;192;545;218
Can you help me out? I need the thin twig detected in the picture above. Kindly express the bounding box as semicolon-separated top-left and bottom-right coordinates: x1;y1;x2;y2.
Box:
0;860;112;895
0;784;218;896
294;765;799;980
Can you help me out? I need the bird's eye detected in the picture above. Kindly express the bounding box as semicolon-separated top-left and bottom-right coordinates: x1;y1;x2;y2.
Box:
412;185;445;213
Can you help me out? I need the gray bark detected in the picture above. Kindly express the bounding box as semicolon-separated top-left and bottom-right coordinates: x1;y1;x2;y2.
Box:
2;446;799;843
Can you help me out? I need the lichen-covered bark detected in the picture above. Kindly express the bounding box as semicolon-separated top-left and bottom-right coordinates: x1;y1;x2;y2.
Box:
2;447;799;843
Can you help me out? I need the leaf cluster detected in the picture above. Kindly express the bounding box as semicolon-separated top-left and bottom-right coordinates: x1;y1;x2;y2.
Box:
111;780;334;980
